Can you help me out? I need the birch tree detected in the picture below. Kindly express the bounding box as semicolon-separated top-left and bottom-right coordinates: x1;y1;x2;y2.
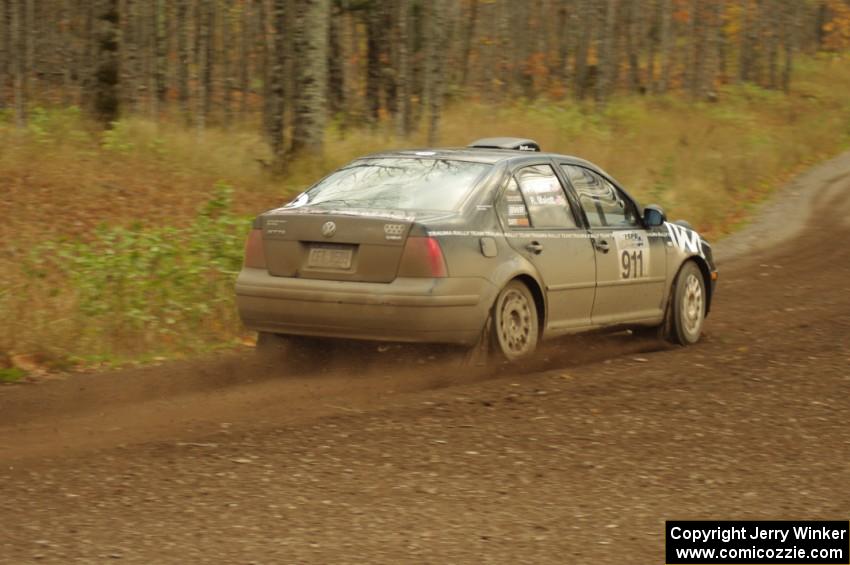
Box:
267;0;286;169
291;0;330;154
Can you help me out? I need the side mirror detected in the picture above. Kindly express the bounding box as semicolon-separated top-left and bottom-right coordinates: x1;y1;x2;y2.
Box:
643;204;666;227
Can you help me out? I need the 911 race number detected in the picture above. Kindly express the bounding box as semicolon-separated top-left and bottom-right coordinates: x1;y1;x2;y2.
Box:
615;231;650;280
621;249;644;279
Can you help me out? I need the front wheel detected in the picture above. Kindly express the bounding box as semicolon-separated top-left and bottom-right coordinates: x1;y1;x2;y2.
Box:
667;261;706;345
491;280;539;362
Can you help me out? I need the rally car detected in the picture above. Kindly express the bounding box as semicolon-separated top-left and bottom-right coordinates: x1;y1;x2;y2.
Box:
236;137;717;363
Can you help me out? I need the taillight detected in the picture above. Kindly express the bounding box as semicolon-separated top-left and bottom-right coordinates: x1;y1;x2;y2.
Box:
397;237;447;278
243;229;266;269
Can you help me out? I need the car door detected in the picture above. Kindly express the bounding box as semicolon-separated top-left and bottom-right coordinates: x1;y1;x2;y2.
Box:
559;164;666;325
499;163;597;332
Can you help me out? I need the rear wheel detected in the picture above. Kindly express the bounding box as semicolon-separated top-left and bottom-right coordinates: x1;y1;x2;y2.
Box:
491;280;539;362
667;261;706;345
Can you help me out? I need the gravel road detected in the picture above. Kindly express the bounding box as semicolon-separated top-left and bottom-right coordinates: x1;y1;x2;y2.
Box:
2;153;849;564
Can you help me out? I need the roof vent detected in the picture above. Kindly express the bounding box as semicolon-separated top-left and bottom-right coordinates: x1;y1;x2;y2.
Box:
468;137;540;152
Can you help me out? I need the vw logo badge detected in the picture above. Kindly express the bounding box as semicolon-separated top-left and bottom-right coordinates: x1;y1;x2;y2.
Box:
321;221;337;238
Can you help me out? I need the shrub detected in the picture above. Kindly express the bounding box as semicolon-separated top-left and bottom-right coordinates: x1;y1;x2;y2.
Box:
20;183;250;360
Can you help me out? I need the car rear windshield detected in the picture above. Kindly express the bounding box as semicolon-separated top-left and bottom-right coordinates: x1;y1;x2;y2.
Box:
286;158;492;212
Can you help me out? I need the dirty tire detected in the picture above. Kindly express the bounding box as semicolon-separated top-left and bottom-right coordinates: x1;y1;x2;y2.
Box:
668;261;706;345
492;280;539;362
255;332;328;374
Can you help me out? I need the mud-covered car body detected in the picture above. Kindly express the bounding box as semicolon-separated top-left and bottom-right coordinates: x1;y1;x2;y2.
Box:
236;138;717;353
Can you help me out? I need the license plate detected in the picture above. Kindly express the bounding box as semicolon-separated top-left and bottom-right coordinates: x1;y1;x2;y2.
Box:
307;245;353;269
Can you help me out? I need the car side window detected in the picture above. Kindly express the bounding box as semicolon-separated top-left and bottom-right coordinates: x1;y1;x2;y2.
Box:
561;165;639;228
514;164;577;229
501;176;531;228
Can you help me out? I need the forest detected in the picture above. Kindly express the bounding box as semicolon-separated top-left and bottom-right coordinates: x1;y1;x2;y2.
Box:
3;0;850;371
3;0;850;169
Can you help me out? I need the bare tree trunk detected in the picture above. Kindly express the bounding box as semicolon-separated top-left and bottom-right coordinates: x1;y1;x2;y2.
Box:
282;0;295;131
365;7;381;126
460;0;478;88
259;0;274;144
164;0;175;101
11;0;26;126
814;0;827;52
238;0;251;118
767;3;780;89
595;0;617;105
291;0;329;154
80;0;96;103
739;0;757;82
497;0;511;98
327;1;345;116
196;0;214;135
395;0;411;138
574;0;593;99
658;0;672;93
221;0;234;127
426;0;446;145
146;0;161;120
555;0;570;84
781;0;797;93
703;0;722;98
0;1;8;110
339;8;358;130
196;0;208;135
752;0;766;84
267;0;286;169
23;0;32;111
89;0;120;126
123;0;138;112
717;2;728;83
176;0;190;123
647;0;659;91
687;0;704;98
61;0;74;105
381;5;398;119
511;1;531;97
153;0;166;104
608;0;622;92
625;0;641;93
476;0;497;101
199;0;211;124
443;0;462;92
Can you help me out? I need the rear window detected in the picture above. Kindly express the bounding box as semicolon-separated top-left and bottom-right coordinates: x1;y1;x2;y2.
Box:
286;158;491;212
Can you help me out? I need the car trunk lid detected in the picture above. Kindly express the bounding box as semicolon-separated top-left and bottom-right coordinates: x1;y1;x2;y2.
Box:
261;210;414;283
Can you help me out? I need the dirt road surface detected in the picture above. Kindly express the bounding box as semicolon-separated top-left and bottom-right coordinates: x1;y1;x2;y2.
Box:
2;154;850;564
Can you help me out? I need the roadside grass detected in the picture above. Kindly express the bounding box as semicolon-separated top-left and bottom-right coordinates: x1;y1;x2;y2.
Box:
2;53;850;371
0;368;27;383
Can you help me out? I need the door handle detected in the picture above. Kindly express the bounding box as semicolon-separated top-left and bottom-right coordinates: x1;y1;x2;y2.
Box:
594;239;610;253
525;241;544;254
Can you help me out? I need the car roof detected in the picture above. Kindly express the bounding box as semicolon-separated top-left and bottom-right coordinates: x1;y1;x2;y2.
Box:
359;147;602;169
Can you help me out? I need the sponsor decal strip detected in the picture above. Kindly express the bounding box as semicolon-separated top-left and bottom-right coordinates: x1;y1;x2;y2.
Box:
426;230;670;240
665;221;707;258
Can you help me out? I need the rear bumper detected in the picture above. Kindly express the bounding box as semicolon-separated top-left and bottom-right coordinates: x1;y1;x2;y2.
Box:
235;268;497;345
